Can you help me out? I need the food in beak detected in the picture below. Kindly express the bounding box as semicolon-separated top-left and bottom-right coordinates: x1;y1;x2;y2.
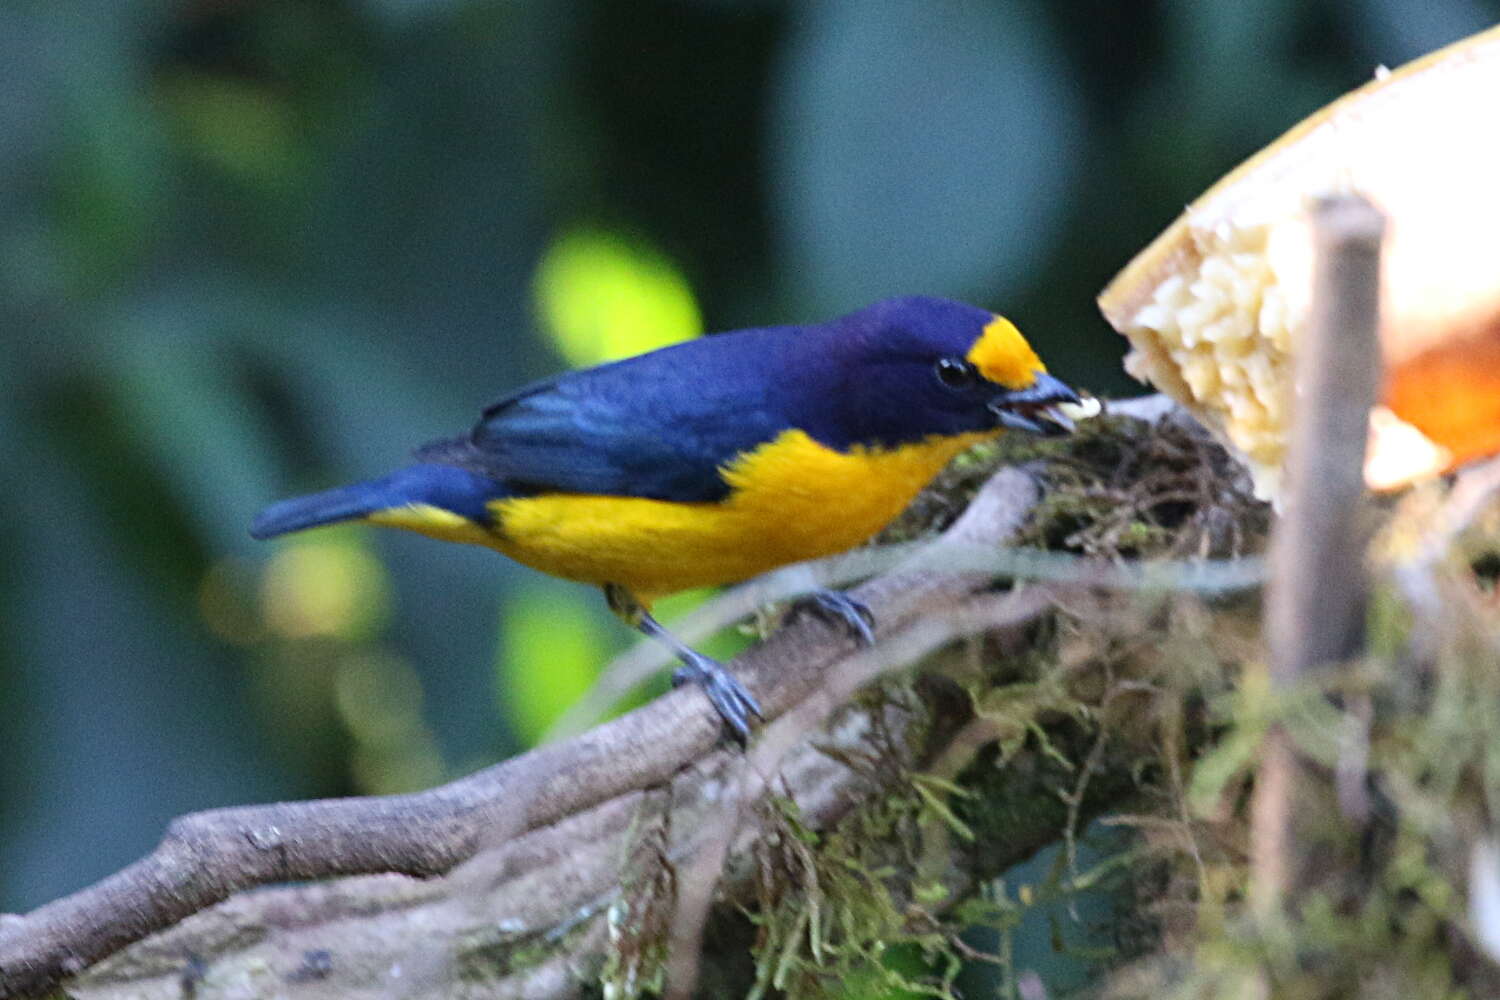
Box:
989;372;1082;435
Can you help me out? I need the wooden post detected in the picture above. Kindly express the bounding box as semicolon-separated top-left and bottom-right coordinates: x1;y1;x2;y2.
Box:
1251;194;1385;915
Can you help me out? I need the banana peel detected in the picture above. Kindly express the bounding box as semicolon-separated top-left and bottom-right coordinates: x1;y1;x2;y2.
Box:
1099;25;1500;501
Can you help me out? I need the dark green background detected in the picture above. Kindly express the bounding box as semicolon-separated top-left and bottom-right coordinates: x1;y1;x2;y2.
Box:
1;0;1490;942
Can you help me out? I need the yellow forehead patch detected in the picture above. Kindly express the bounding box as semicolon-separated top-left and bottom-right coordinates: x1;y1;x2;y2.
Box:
966;315;1045;390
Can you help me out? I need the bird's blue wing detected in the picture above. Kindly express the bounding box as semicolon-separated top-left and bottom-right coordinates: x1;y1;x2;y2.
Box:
418;331;804;502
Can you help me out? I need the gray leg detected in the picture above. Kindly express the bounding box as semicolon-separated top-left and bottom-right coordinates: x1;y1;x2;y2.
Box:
795;589;877;645
604;584;764;744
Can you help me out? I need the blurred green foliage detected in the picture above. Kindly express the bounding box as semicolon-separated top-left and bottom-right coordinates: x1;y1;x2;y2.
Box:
498;580;608;745
2;3;1496;992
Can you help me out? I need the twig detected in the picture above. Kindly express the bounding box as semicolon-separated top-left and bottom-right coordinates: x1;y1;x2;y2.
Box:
1250;193;1385;916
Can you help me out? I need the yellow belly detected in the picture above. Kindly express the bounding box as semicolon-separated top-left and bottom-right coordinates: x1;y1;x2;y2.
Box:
486;429;992;598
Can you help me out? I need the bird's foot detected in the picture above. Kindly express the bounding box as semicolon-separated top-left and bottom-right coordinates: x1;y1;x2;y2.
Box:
794;588;877;645
671;653;764;746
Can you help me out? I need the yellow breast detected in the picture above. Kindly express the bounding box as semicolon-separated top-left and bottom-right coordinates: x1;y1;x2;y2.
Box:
484;428;993;599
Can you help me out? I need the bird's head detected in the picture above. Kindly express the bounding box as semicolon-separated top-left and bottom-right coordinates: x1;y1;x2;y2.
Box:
830;296;1081;447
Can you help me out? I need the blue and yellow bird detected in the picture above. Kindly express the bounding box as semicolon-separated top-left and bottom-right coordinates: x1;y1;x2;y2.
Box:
251;296;1078;740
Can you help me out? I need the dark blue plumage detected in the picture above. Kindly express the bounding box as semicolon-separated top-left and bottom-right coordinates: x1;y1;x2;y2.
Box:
413;296;1004;505
251;296;1050;538
249;464;505;538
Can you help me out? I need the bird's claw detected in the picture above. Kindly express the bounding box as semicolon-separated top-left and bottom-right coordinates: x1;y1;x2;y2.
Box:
795;589;877;645
672;655;763;745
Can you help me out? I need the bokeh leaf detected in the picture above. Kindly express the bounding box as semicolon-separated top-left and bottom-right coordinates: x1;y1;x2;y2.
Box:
498;581;611;747
533;228;701;367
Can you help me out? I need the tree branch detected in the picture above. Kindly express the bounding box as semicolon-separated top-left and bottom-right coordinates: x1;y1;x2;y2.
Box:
0;467;1046;1000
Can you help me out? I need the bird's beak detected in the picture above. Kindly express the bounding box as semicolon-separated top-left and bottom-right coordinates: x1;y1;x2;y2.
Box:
987;372;1082;436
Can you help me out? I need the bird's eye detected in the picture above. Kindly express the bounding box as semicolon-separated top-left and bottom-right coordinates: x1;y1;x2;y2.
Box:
934;357;977;390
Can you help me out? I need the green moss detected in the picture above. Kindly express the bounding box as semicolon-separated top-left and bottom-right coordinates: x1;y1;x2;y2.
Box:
457;919;597;985
599;801;676;1000
726;409;1274;997
747;789;959;1000
741;631;1160;997
1098;546;1500;999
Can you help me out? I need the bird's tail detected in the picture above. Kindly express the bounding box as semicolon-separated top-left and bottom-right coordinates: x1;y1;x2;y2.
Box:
250;464;506;539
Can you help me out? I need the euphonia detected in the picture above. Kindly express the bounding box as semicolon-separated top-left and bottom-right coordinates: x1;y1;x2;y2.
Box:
251;296;1079;740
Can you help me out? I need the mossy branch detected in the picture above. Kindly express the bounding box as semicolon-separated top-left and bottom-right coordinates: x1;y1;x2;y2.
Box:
14;428;1221;1000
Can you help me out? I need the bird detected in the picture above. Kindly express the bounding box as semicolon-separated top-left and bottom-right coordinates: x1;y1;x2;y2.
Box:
250;296;1080;742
